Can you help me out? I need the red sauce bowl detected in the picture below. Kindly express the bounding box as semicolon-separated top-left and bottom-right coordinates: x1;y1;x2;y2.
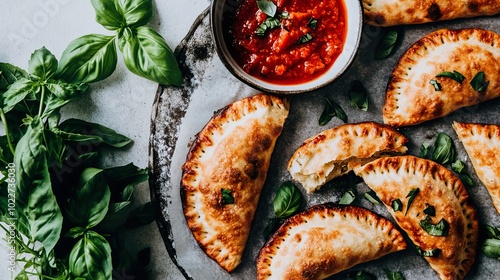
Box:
211;0;363;94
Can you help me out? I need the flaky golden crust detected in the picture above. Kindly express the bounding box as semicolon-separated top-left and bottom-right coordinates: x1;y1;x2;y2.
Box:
256;203;407;280
363;0;500;26
383;28;500;127
181;93;289;272
287;122;408;193
354;156;478;280
453;121;500;214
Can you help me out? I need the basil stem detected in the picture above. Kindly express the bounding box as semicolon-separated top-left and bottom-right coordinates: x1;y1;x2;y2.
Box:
419;216;449;236
375;29;401;60
431;132;455;165
436;70;465;83
405;188;419;215
256;0;277;17
429;79;441;91
470;71;489;92
319;97;347;125
221;188;234;204
273;181;301;218
348;80;369;111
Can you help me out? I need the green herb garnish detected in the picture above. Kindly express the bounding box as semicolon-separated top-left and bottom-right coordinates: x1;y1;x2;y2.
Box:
383;269;406;280
430;79;442;91
392;198;403;212
470;71;489;92
221;188;235;204
256;0;277;17
415;246;442;257
307;18;318;29
297;33;313;44
273;181;301;218
364;190;381;205
451;159;466;173
375;29;401;59
405;188;419;215
423;203;436;216
485;225;500;239
459;173;474;187
436;70;465;83
420;142;430;158
482;225;500;260
319;97;347;125
347;271;376;280
255;17;281;36
419;216;449;236
348;80;369;111
339;189;356;205
431;132;455;165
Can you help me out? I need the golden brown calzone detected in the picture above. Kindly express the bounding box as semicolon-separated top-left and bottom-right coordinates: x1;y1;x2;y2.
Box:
383;28;500;127
256;203;407;280
453;121;500;214
287;122;408;193
363;0;500;26
354;155;478;280
181;93;289;272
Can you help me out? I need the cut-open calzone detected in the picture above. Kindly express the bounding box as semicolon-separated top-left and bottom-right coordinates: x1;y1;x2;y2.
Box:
354;155;478;280
363;0;500;26
288;122;408;193
453;121;500;214
383;28;500;127
181;93;289;272
256;203;407;280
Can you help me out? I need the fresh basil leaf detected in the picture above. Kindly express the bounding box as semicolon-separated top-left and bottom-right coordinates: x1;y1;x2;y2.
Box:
2;78;38;113
307;18;318;29
46;81;89;101
470;71;489;92
115;0;153;27
67;227;86;239
273;181;301;218
57;34;118;84
423;203;436;216
451;159;465;174
58;118;132;148
375;29;401;60
256;0;277;17
15;119;63;259
255;17;281;37
28;47;58;81
392;198;402;212
348;80;369;111
221;188;234;204
436;70;465;83
364;190;381;205
383;269;406;280
415;246;441;257
65;168;111;228
482;238;500;260
103;163;148;198
95;201;131;233
339;190;356;205
347;270;376;280
118;26;182;86
431;132;455;165
485;225;500;239
69;230;112;280
459;173;474;187
297;33;313;44
319;97;347;125
125;201;155;229
419;216;449;236
429;79;441;91
0;63;28;92
263;217;284;239
420;142;430;158
405;188;419;215
90;0;124;30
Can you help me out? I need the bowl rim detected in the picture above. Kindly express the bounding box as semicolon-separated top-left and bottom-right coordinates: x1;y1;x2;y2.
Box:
210;0;364;95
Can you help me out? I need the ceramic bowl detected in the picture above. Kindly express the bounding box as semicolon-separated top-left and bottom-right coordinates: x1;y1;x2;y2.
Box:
211;0;363;94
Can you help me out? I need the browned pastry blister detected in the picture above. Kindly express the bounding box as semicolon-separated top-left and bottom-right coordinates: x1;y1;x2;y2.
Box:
363;0;500;26
181;93;289;272
453;121;500;214
256;203;407;280
354;155;478;280
383;28;500;127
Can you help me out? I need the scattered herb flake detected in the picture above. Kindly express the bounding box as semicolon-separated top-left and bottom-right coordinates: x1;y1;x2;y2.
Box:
319;97;347;125
436;70;465;83
221;188;234;204
415;246;442;257
419;216;449;236
430;79;442;91
375;29;401;60
348;80;369;111
256;0;277;17
364;190;381;205
405;188;419;215
392;198;403;212
470;71;489;92
339;190;356;205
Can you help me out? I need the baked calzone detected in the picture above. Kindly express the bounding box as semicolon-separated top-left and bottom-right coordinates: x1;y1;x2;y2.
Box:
383;28;500;127
256;203;407;280
453;121;500;214
354;155;478;280
288;122;408;193
363;0;500;26
181;93;289;272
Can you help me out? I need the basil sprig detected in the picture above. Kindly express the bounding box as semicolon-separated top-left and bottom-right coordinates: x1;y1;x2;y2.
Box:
58;0;182;85
470;71;489;92
319;97;347;125
436;70;465;83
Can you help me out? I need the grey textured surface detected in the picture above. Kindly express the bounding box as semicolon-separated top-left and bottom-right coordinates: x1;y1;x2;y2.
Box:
150;6;500;280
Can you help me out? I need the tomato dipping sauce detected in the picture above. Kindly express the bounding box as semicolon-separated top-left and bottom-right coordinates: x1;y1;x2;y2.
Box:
228;0;347;85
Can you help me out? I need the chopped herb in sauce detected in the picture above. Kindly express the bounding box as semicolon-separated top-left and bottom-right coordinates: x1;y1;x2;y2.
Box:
297;33;313;44
307;18;318;29
255;17;281;36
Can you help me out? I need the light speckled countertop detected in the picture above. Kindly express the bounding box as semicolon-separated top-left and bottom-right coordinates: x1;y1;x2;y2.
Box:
0;0;209;279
